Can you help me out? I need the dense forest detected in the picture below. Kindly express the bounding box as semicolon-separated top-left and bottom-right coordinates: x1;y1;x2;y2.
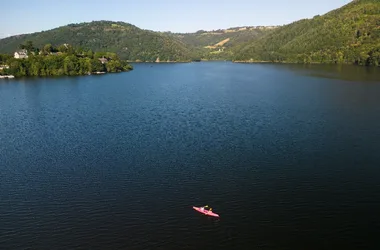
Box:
233;0;380;66
0;0;380;66
0;21;273;62
0;21;195;62
0;41;133;77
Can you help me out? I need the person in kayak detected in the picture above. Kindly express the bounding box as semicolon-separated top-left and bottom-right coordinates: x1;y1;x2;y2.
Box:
200;205;209;212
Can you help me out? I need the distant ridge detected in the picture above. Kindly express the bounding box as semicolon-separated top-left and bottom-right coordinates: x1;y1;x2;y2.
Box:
1;0;380;65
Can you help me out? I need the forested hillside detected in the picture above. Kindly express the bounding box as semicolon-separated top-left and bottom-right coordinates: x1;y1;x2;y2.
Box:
233;0;380;66
0;21;195;62
165;26;276;60
1;0;380;66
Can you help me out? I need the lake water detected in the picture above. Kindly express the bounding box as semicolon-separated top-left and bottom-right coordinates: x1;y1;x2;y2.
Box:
1;62;380;250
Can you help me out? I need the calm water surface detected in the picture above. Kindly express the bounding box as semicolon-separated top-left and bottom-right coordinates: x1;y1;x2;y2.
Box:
1;62;380;250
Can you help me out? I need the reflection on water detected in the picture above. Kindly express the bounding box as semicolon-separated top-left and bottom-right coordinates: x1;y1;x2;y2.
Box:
0;62;380;250
275;63;380;82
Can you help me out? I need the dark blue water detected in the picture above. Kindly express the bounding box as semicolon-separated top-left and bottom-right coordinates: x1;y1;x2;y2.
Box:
1;62;380;250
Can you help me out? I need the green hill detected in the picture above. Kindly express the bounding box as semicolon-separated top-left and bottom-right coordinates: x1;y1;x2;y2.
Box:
164;26;276;60
233;0;380;66
0;23;276;62
1;1;379;66
0;21;195;62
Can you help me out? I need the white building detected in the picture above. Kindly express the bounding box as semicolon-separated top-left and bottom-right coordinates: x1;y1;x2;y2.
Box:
14;49;28;59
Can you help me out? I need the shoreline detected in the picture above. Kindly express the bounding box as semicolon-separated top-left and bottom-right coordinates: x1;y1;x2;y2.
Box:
0;70;131;79
0;75;15;79
232;60;372;66
2;61;375;80
127;61;191;63
233;60;273;63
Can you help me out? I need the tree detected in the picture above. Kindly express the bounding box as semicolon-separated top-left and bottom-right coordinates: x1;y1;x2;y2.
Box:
106;60;122;72
7;59;25;77
63;55;79;75
29;58;42;76
57;44;75;55
91;59;105;72
58;44;68;53
75;46;85;55
78;57;92;74
121;60;133;71
42;44;53;54
86;49;94;59
0;54;11;63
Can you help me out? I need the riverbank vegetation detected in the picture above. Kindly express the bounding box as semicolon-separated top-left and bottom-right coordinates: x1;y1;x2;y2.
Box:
0;42;132;77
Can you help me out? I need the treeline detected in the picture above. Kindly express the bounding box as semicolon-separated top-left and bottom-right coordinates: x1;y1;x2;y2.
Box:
1;1;380;66
233;0;380;66
0;42;133;77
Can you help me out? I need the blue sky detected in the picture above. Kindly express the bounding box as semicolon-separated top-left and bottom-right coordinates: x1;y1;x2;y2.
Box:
1;0;352;38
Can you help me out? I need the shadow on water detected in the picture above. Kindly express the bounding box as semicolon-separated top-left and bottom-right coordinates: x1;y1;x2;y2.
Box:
271;63;380;82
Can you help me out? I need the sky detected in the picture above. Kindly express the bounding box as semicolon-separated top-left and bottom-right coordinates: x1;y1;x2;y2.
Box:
1;0;352;38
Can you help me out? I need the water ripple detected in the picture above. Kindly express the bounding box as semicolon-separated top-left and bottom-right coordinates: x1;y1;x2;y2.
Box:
1;63;380;249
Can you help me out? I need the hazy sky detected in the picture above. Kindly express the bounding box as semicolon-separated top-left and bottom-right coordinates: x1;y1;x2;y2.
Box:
1;0;352;38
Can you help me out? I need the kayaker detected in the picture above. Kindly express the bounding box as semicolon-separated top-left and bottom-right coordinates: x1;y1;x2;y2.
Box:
200;205;208;212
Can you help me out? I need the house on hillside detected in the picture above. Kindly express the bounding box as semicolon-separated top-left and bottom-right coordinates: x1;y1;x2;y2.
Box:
14;49;28;59
98;57;108;64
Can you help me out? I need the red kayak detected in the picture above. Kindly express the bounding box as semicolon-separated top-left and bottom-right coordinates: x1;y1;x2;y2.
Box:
193;206;220;218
